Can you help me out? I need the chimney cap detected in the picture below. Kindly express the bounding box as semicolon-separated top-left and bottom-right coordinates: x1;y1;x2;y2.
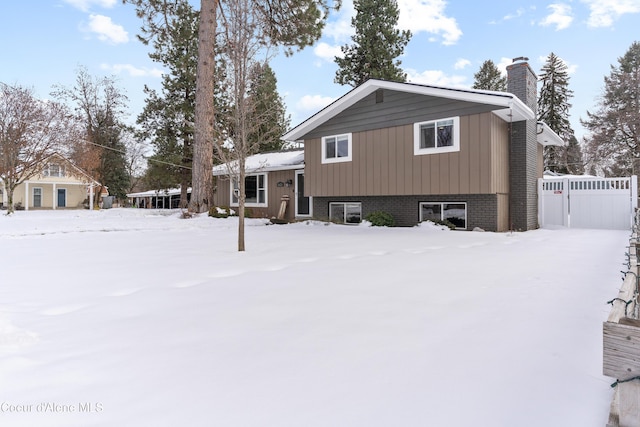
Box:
512;56;529;63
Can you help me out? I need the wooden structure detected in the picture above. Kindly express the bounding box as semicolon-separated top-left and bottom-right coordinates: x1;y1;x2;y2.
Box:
604;220;640;426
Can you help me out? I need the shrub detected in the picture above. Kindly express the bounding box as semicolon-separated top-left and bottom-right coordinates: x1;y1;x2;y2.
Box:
209;206;233;218
364;210;395;227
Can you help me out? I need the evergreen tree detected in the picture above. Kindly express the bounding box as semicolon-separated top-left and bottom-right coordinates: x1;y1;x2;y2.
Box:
247;63;290;153
565;135;584;175
582;41;640;176
132;0;199;207
334;0;411;87
538;52;576;173
472;60;507;91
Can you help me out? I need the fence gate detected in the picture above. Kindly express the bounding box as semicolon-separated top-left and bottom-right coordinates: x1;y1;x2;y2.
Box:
538;176;638;230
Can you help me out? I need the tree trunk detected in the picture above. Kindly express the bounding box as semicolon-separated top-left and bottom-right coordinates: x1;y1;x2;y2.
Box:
6;188;14;215
238;159;246;252
190;0;218;213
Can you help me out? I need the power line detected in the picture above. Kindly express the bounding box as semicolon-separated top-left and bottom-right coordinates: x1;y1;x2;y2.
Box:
84;139;192;170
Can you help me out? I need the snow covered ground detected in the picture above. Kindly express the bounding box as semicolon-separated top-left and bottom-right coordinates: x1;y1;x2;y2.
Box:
0;208;629;426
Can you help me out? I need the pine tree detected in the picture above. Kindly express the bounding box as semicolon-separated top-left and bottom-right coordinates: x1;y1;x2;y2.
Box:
538;52;576;173
472;60;507;91
334;0;411;87
582;41;640;176
247;63;290;153
132;0;199;207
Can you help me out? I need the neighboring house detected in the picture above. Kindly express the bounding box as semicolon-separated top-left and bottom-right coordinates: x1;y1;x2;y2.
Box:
0;152;102;210
212;150;308;221
127;187;192;209
281;59;563;231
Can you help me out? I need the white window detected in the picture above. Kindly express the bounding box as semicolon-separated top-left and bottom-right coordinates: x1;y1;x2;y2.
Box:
231;173;267;207
43;163;66;177
322;133;352;164
420;202;467;229
329;202;361;224
414;117;460;155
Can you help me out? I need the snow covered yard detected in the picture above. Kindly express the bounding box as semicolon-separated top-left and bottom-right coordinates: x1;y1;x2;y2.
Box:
0;209;629;426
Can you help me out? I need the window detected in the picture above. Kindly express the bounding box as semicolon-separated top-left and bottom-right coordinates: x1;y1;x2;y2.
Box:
43;163;65;177
322;133;352;164
329;202;361;224
414;117;460;155
231;173;267;207
420;202;467;229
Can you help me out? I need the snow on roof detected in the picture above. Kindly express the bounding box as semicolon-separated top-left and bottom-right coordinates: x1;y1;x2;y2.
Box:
213;150;304;176
127;187;191;198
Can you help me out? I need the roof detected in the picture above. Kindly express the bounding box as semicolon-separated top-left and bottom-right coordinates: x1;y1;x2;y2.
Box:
42;152;102;186
127;187;191;198
213;150;304;176
281;79;535;142
536;122;565;147
281;79;564;147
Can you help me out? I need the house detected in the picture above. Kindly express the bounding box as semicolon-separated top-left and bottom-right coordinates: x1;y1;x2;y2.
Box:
212;150;308;221
281;59;563;231
127;187;192;209
0;152;102;210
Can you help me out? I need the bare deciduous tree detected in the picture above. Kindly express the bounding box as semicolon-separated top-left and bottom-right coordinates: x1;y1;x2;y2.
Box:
0;83;78;214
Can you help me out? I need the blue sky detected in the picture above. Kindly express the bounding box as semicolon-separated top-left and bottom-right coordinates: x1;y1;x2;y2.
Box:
1;0;639;141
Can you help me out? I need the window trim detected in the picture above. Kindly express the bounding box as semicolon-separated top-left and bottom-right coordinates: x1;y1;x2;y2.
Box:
419;201;467;230
413;116;460;155
230;173;268;208
329;202;362;225
321;133;352;164
43;163;66;177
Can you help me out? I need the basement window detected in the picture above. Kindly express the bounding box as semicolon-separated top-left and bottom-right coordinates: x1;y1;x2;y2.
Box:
329;202;361;224
420;202;467;229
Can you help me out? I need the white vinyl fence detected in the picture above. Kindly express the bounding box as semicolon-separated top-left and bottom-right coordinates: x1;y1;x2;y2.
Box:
538;176;638;230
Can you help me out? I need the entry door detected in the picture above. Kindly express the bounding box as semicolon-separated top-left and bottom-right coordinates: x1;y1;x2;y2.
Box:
295;170;311;217
57;188;66;208
33;188;42;208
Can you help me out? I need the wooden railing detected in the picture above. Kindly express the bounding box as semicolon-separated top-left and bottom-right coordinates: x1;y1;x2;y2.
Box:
605;214;640;426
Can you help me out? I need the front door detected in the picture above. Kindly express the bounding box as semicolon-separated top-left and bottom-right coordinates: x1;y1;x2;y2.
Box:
295;170;311;217
57;188;66;208
33;188;42;208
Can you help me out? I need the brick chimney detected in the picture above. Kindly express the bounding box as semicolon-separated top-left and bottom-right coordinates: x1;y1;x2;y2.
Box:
507;58;539;231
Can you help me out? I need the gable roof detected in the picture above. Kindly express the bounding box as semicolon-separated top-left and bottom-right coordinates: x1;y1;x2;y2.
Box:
212;150;304;176
282;79;537;143
40;152;102;185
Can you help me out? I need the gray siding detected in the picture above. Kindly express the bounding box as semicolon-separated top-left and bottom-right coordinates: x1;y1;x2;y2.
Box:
302;90;504;140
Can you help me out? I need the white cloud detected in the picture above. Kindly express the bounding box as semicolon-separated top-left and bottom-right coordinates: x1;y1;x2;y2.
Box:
323;0;356;43
504;8;526;20
296;95;336;112
582;0;640;27
82;14;128;44
454;58;471;70
540;4;574;30
64;0;117;12
314;42;343;63
100;63;164;78
496;57;513;76
398;0;462;45
405;68;468;88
